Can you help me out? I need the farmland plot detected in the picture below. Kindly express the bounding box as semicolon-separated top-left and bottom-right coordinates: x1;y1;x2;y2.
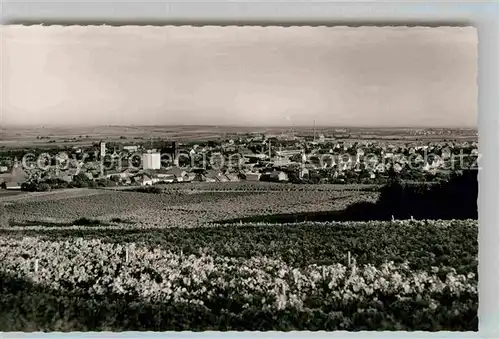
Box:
5;190;258;224
100;190;377;228
0;219;477;331
5;189;377;227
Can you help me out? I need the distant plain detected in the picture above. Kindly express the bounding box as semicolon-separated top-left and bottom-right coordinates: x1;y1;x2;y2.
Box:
0;125;478;149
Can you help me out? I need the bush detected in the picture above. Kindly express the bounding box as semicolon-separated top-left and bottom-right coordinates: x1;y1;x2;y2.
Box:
134;186;162;194
110;218;135;224
21;182;38;192
73;173;91;188
377;169;478;220
38;183;51;192
73;218;102;226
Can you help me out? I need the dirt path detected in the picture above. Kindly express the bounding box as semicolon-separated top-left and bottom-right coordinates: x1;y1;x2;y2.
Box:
0;188;100;202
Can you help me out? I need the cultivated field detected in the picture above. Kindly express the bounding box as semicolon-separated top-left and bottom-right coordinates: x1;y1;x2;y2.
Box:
0;185;478;331
0;125;477;149
1;125;276;148
0;219;477;331
4;186;378;227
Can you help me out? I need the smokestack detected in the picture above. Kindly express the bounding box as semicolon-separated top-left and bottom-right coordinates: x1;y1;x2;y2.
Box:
313;120;316;142
172;141;179;167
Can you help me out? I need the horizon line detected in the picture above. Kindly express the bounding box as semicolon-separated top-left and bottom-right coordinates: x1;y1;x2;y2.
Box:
0;123;478;130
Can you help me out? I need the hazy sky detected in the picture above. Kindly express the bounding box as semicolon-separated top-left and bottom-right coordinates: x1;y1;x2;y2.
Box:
1;25;477;128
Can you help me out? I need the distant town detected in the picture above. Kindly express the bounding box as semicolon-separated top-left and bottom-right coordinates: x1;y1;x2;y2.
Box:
0;127;478;192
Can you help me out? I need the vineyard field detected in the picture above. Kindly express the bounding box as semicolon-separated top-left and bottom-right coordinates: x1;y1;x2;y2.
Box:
0;219;478;331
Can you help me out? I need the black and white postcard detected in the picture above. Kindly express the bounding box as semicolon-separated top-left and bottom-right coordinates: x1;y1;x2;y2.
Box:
0;25;478;332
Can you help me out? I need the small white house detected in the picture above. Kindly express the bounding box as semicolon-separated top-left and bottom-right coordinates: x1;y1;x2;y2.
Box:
393;163;403;173
441;148;452;159
158;174;175;183
3;164;28;189
5;182;22;190
375;163;386;173
225;173;240;182
183;172;197;182
123;145;139;152
245;172;261;181
165;167;187;182
431;155;444;168
299;167;309;179
270;170;288;182
134;175;153;186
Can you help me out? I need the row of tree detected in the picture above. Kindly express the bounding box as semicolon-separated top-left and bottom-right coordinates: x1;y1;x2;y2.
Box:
20;174;120;192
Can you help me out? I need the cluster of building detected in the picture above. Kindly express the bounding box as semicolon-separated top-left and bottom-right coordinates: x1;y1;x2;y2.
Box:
0;163;28;190
0;133;479;190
